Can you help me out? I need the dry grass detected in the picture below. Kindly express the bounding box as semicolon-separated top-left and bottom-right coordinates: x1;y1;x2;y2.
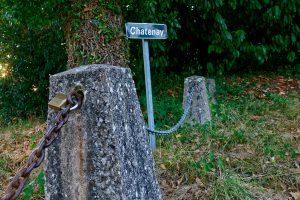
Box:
0;120;46;199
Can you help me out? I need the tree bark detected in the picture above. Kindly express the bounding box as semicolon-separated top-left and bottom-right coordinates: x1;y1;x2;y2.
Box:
64;0;128;68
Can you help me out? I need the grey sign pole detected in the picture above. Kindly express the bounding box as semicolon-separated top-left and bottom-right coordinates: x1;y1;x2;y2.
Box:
125;22;167;151
142;39;156;150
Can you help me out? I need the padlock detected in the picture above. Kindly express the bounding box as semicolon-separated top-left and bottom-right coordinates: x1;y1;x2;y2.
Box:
48;94;68;111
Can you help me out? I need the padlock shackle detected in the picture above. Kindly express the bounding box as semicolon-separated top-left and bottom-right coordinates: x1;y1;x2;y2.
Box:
69;99;80;111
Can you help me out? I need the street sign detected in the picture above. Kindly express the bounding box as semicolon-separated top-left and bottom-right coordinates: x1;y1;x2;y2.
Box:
126;22;168;151
125;22;167;39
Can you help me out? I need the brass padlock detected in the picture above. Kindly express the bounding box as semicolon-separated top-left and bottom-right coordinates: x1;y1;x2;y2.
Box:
48;94;68;111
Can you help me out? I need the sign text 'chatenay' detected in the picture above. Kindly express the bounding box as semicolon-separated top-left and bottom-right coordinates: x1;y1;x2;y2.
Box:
125;23;167;39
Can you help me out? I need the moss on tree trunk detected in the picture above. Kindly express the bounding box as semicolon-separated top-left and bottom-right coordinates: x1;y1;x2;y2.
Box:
64;0;128;68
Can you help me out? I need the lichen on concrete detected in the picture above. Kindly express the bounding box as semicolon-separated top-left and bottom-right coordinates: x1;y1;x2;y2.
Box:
206;78;217;105
183;76;212;125
45;64;162;200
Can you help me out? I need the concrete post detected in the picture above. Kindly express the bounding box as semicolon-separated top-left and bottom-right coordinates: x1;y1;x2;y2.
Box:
183;76;211;125
46;64;161;200
206;78;217;105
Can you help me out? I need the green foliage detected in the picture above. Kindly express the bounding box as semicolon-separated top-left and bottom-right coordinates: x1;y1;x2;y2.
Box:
268;93;287;106
1;0;299;122
212;172;256;200
189;152;225;175
0;0;67;123
230;129;246;144
22;171;45;200
287;51;296;62
23;181;34;200
37;171;45;194
122;0;300;81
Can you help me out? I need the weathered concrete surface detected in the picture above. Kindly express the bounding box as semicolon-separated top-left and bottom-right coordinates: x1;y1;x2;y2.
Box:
45;64;162;200
183;76;211;125
206;78;217;104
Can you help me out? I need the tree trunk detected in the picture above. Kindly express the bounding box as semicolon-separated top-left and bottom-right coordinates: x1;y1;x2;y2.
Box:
64;0;128;68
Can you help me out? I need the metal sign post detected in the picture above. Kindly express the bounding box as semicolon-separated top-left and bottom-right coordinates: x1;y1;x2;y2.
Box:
125;22;167;151
142;39;155;150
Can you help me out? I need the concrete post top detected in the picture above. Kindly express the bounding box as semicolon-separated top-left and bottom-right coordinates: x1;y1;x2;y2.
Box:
52;64;130;77
184;75;206;83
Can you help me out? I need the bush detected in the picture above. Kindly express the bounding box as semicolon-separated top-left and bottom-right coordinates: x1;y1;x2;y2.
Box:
0;1;66;124
123;0;300;77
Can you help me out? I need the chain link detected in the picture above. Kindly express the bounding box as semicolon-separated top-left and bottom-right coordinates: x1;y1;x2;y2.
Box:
0;90;83;200
146;84;195;136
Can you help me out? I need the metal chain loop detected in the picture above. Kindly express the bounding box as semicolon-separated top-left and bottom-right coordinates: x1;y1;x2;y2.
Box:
146;84;196;136
0;90;83;200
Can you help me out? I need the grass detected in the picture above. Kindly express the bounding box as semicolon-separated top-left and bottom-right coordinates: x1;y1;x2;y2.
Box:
151;73;300;199
0;72;299;199
0;119;46;199
211;172;256;200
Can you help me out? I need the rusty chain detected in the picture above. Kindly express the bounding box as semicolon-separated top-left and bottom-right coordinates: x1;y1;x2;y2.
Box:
0;90;83;200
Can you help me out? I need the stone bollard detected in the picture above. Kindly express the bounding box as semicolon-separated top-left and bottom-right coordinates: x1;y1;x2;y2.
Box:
206;78;217;104
183;76;211;125
46;64;162;200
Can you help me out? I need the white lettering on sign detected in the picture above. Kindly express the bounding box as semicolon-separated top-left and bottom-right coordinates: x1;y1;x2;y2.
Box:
125;22;167;39
129;27;164;37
